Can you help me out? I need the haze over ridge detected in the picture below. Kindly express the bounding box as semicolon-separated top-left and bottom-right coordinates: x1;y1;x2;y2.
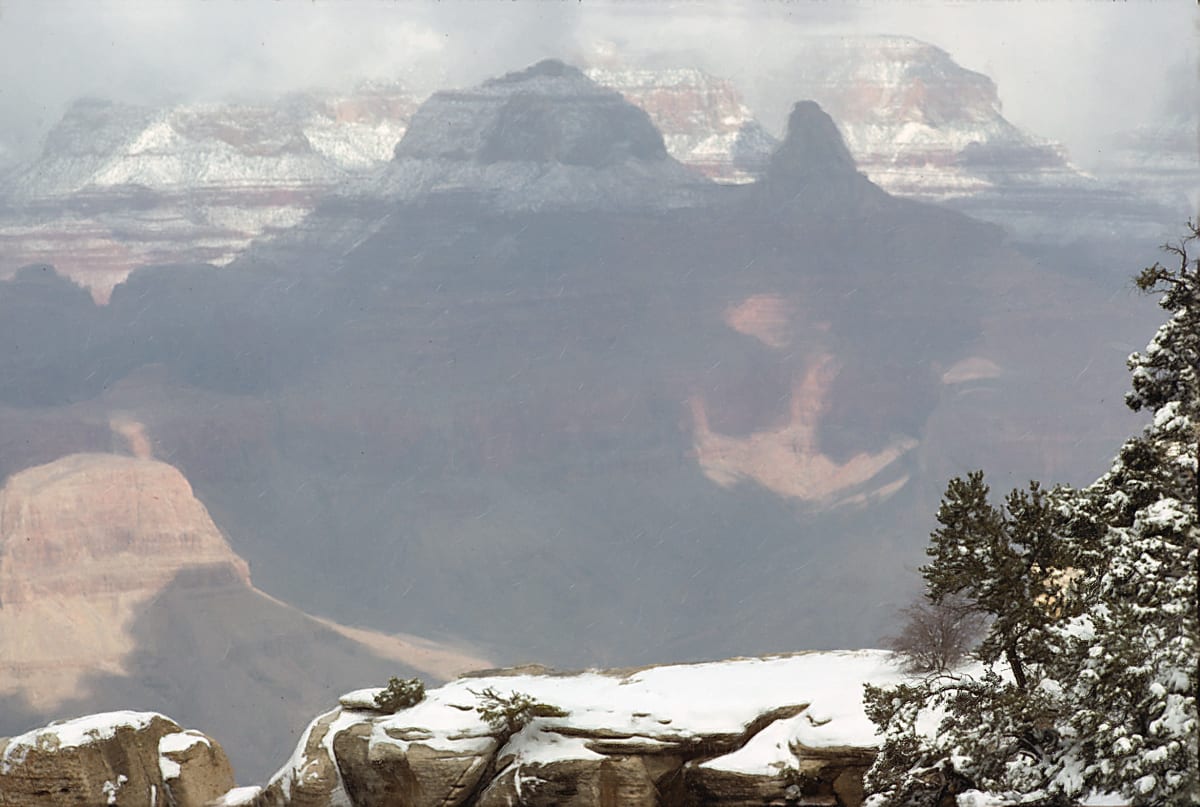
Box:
0;1;1193;173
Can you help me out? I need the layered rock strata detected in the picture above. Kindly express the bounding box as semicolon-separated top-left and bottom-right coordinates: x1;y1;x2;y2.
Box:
1095;113;1199;222
586;42;1180;243
586;66;778;184
781;35;1174;243
0;83;416;300
0;711;233;807
0;452;250;708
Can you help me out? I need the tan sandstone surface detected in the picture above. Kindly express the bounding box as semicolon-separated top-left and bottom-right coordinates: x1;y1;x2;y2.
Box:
0;453;250;709
0;711;233;807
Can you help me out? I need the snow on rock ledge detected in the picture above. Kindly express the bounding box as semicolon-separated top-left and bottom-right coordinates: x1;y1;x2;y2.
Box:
254;650;906;806
0;711;234;807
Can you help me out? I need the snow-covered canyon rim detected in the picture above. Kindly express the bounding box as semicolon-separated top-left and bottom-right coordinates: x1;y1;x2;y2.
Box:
251;650;911;807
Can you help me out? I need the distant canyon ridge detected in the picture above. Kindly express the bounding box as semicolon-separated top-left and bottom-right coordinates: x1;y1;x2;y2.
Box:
0;36;1190;301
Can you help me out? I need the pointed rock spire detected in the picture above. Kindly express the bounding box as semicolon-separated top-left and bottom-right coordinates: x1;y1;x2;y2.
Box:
765;101;859;187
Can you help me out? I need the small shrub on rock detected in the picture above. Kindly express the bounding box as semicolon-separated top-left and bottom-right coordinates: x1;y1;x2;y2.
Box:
470;687;568;734
374;677;425;712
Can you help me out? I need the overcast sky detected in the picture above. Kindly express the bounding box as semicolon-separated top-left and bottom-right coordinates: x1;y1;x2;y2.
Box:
0;1;1194;170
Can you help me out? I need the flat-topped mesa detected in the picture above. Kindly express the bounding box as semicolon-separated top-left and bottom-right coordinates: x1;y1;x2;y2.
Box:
786;35;1057;193
397;60;667;167
16;86;416;200
38;98;160;165
380;59;708;210
778;35;1175;244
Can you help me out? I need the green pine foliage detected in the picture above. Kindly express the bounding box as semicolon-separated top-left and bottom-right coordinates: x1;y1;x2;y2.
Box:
864;475;1085;807
923;473;1082;691
470;687;569;735
1045;224;1198;806
864;224;1199;807
374;676;426;712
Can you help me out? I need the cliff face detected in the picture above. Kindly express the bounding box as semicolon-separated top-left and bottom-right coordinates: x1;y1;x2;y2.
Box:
0;711;234;807
786;36;1050;200
0;453;250;709
0;453;249;604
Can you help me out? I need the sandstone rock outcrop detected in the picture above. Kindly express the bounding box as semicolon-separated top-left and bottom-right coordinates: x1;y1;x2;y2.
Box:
0;711;233;807
250;651;904;807
0;452;249;709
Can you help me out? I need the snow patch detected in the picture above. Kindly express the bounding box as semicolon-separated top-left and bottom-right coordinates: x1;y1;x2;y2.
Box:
158;730;210;754
352;650;907;774
701;714;800;774
503;731;604;766
101;774;128;805
339;687;387;710
211;786;263;806
157;730;210;780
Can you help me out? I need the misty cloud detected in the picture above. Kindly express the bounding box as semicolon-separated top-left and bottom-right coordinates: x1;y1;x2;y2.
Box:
0;2;1194;170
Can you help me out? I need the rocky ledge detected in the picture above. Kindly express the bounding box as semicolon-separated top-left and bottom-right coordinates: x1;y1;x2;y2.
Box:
4;651;907;806
249;650;902;807
0;711;233;806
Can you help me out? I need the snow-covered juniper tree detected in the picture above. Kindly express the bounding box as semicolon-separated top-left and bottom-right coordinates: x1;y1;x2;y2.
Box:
864;473;1088;807
864;224;1199;807
1045;225;1199;806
